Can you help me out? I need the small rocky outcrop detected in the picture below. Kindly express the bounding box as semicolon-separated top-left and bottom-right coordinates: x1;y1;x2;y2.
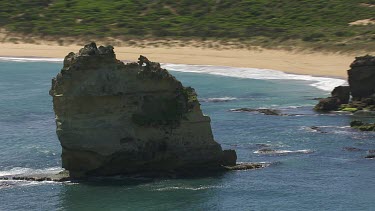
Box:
342;147;363;152
350;120;375;131
221;150;237;166
315;55;375;112
365;150;375;159
230;108;283;116
50;43;259;178
314;96;342;111
314;85;350;111
331;86;351;104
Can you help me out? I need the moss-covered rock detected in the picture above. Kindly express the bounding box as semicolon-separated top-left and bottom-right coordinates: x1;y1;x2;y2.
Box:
341;107;358;112
350;120;375;131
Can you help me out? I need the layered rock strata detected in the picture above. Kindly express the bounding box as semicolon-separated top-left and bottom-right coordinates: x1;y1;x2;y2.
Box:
50;43;238;177
315;55;375;112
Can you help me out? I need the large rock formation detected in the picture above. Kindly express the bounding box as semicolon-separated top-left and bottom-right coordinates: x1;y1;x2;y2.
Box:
314;86;350;111
50;43;235;177
315;55;375;112
348;55;375;100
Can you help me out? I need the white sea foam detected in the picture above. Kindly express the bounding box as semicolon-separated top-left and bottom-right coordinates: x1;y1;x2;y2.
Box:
0;56;63;63
200;97;237;102
154;185;223;191
0;167;63;177
162;63;346;92
254;149;314;155
0;57;346;91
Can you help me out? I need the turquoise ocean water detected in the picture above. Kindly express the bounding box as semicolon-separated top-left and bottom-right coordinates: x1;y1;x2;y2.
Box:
0;58;374;210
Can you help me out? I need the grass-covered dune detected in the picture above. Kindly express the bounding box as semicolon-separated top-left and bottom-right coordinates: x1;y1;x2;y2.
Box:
1;0;374;51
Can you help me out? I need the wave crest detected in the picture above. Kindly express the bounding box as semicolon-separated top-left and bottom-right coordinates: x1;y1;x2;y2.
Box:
0;167;63;177
254;149;314;155
0;56;63;63
200;97;237;102
162;63;346;92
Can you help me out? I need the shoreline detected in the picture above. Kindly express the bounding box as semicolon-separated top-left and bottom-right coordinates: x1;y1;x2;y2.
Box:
0;54;347;92
0;42;367;78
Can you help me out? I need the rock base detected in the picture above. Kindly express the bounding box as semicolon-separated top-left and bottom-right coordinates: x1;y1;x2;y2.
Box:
0;163;269;182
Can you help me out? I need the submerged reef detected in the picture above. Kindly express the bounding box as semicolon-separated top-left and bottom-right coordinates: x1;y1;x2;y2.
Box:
49;42;260;178
350;120;375;132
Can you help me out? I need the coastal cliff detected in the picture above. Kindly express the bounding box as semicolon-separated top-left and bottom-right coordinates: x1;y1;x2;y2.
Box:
49;43;237;177
315;55;375;112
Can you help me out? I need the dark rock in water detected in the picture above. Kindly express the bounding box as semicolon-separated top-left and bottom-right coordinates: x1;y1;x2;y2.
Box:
230;108;282;116
50;42;236;178
309;126;328;134
309;97;323;100
314;86;349;111
255;148;276;154
350;120;375;131
314;97;341;111
365;154;375;159
343;147;363;152
331;86;350;104
365;150;375;159
0;170;71;182
350;120;364;127
348;55;375;100
224;162;269;170
255;143;272;148
221;150;237;166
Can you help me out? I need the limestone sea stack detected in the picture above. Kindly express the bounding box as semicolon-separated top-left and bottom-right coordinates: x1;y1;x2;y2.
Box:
50;43;237;178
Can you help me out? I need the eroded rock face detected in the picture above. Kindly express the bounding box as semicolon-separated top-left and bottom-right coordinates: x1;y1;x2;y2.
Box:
348;55;375;100
314;97;341;111
331;86;350;104
50;43;232;177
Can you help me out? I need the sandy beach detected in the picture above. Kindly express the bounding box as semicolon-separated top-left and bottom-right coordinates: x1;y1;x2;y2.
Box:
0;42;369;78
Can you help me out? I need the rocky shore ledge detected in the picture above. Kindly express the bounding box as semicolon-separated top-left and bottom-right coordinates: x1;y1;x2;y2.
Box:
315;55;375;113
315;55;375;131
43;42;266;179
0;162;270;182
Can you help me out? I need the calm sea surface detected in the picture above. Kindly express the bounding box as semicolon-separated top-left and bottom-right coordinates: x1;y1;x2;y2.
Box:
0;60;374;210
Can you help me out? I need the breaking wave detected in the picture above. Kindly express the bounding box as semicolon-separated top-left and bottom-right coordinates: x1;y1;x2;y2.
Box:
0;56;63;63
162;63;346;92
0;57;346;91
0;167;63;177
254;149;314;155
153;185;223;191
